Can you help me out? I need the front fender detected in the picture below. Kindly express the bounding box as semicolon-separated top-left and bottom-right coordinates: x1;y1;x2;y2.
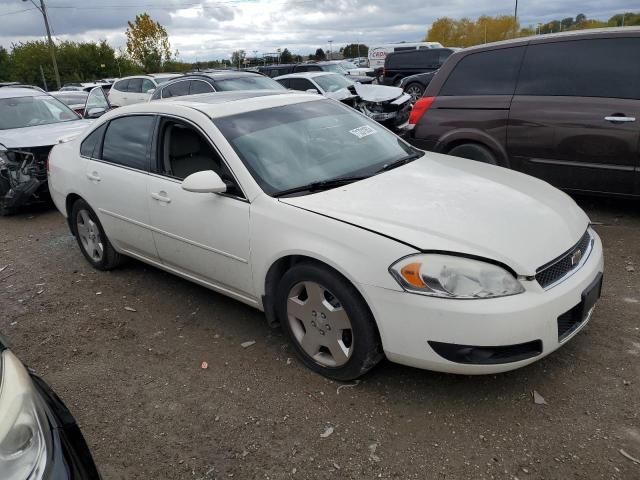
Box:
435;128;510;167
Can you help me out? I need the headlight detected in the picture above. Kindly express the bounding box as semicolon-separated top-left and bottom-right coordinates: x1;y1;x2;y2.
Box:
390;254;524;299
0;350;50;479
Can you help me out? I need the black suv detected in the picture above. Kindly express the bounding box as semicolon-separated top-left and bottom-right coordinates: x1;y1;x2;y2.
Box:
382;48;456;87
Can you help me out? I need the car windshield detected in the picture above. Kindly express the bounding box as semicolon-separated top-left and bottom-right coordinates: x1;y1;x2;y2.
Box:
341;61;358;69
214;99;420;195
0;95;80;130
314;74;354;93
214;76;286;91
321;63;348;74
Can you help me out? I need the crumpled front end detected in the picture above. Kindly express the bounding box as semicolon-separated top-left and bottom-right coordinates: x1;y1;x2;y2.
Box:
0;144;51;215
346;83;413;130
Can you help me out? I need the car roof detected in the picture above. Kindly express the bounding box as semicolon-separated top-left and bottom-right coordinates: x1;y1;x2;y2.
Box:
110;90;321;119
461;26;640;52
274;71;335;80
116;73;182;81
0;87;46;99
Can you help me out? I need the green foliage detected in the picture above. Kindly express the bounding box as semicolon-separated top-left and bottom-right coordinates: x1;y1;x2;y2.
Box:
342;44;369;58
0;46;12;81
280;48;292;64
125;13;173;72
314;48;326;60
608;12;640;26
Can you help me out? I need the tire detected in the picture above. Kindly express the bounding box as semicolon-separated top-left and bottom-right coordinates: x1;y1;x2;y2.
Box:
276;262;384;381
448;143;497;165
70;199;124;270
404;82;424;103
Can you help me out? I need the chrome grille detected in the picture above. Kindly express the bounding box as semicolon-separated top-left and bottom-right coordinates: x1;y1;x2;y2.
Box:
536;230;592;289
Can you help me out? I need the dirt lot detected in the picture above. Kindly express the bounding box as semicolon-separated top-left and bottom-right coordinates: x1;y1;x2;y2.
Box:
1;196;639;480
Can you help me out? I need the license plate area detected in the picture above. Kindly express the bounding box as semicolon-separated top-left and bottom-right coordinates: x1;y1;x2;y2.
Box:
557;272;603;342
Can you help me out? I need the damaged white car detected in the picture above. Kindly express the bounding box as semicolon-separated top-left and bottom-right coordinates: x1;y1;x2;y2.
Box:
275;72;411;130
0;86;95;215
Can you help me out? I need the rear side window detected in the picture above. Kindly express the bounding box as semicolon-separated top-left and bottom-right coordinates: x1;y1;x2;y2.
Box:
289;78;316;92
101;115;155;170
440;47;525;96
165;80;190;98
80;124;106;158
516;38;640;100
113;79;128;92
190;80;213;94
277;78;290;88
127;78;143;93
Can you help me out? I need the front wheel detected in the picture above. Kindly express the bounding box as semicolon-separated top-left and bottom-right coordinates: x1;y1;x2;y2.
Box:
71;199;124;270
276;263;384;381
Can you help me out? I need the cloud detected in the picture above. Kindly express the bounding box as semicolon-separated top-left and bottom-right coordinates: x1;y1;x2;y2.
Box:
0;0;632;61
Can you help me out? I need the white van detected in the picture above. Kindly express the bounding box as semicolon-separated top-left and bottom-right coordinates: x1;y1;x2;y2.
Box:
368;42;443;70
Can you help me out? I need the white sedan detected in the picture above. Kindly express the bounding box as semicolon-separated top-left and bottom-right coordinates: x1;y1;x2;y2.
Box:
48;91;604;380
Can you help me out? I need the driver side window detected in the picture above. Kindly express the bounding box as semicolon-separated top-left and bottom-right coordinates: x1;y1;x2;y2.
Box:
157;119;242;197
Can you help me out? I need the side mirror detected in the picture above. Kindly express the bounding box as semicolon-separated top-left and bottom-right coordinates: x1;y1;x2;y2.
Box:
181;170;227;194
306;88;319;94
85;107;106;119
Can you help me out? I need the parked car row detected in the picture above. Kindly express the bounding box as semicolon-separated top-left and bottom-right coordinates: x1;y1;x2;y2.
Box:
258;61;375;83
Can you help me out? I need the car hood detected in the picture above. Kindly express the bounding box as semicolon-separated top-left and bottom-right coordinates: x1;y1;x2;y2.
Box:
353;83;405;102
325;88;358;101
346;67;374;75
279;153;590;275
0;120;92;149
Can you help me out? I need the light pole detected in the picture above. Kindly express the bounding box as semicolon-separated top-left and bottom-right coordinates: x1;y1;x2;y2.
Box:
23;0;60;90
328;40;333;60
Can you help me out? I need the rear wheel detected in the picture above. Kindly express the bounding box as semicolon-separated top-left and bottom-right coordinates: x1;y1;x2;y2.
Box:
277;262;384;381
448;143;497;165
404;82;424;103
71;199;123;270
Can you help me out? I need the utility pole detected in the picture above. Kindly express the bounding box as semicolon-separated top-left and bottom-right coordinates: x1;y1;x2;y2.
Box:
328;40;333;60
24;0;60;89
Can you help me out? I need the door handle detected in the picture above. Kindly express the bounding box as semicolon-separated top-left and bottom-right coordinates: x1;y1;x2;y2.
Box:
86;172;101;182
151;191;171;204
604;116;636;123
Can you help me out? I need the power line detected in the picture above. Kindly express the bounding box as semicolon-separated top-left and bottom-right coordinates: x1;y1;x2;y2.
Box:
0;7;37;17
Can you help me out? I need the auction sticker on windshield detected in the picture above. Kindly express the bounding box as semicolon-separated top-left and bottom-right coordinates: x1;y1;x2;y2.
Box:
349;125;376;139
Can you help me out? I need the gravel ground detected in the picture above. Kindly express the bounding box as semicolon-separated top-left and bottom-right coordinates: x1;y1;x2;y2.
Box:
1;196;639;480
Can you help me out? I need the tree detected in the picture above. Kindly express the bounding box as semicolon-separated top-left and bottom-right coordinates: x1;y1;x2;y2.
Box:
0;47;11;81
314;48;326;60
426;15;521;47
231;49;246;68
576;13;587;23
342;43;369;58
608;12;640;26
125;13;172;73
280;48;292;64
561;17;574;30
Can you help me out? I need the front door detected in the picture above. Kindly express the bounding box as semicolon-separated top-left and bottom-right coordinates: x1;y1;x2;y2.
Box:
83;114;158;259
147;117;254;301
508;37;640;196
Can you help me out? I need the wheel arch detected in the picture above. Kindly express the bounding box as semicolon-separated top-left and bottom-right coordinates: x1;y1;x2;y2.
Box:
435;129;510;168
65;192;84;235
262;253;372;329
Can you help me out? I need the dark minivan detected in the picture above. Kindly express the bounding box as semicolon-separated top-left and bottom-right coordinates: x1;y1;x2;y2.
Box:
407;28;640;197
382;48;456;87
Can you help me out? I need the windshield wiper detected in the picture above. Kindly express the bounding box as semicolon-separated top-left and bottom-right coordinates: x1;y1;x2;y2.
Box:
376;152;422;173
273;175;369;198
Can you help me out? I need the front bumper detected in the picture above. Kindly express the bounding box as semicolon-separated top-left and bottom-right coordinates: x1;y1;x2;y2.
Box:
360;230;605;374
31;373;101;479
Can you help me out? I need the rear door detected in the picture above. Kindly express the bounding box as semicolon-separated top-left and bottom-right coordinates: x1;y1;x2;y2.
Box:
508;37;640;195
125;78;145;105
84;115;158;259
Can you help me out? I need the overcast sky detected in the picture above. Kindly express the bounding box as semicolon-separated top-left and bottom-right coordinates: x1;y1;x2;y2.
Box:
0;0;633;61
